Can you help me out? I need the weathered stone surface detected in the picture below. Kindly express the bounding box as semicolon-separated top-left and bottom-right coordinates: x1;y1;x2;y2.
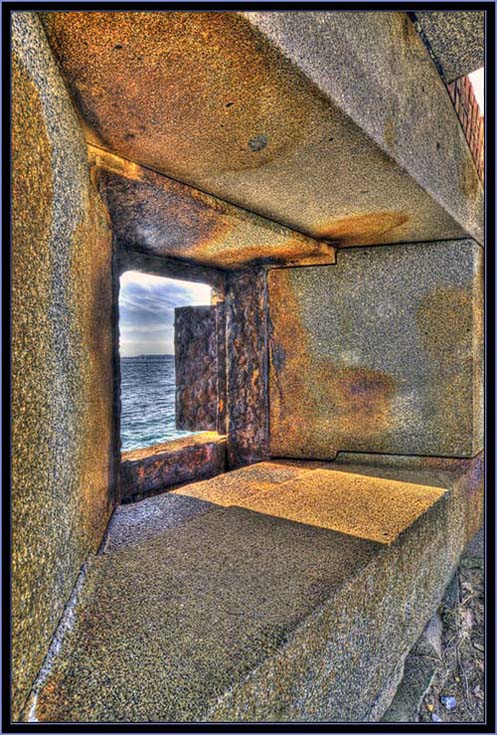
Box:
175;306;218;432
233;469;447;545
120;433;226;501
91;146;335;269
226;269;269;467
381;652;437;722
412;12;484;82
414;613;443;659
171;459;327;506
102;493;218;554
109;460;321;552
332;452;484;550
41;11;481;249
12;12;114;719
243;11;483;244
464;527;484;558
33;453;483;722
214;301;227;434
268;239;483;459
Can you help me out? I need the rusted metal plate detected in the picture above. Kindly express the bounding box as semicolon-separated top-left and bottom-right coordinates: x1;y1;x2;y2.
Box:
268;239;483;459
120;433;226;501
41;11;480;248
226;269;269;467
175;306;218;432
90;146;335;269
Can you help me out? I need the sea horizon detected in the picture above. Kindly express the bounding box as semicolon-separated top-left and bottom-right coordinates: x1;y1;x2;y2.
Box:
121;353;175;359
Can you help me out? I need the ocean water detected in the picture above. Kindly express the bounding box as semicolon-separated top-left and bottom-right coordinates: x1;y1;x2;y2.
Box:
120;355;194;452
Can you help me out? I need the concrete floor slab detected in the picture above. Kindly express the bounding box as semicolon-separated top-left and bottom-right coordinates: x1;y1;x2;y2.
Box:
35;506;379;722
32;456;482;722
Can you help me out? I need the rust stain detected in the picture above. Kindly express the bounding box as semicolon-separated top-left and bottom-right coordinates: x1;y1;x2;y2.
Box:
268;270;397;457
383;116;396;151
91;146;335;268
331;366;396;438
96;167;232;257
40;12;322;178
318;212;409;247
70;182;114;533
36;673;64;721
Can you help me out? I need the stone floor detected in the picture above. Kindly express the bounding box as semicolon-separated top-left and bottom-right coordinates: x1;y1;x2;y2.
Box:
30;459;467;723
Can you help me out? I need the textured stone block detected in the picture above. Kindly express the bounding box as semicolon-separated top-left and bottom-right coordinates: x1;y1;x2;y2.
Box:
91;146;334;269
269;239;483;459
33;453;483;722
11;12;115;719
175;306;218;432
41;11;481;253
120;433;226;501
412;11;484;82
226;269;269;467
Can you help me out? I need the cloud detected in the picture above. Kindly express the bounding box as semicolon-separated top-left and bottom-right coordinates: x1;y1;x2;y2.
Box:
119;271;212;356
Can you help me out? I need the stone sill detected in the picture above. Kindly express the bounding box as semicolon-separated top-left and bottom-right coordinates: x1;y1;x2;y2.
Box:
120;432;227;502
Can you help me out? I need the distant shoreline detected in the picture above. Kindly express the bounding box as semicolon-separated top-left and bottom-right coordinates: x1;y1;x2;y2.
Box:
121;354;174;359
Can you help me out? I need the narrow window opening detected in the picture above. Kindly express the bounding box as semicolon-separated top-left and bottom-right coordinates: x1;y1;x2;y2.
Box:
118;270;212;452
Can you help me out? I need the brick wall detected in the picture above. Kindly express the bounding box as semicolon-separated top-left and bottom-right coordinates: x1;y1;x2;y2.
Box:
447;76;484;182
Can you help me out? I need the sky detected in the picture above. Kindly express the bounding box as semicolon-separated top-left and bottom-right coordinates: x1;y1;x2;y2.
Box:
468;67;484;113
119;271;212;357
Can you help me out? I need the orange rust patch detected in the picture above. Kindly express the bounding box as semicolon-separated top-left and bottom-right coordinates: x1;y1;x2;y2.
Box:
40;12;323;178
36;671;65;722
318;212;409;247
331;366;396;437
268;269;397;458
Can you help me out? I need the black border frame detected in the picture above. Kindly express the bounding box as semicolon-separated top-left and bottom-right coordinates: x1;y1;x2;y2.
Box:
2;2;496;733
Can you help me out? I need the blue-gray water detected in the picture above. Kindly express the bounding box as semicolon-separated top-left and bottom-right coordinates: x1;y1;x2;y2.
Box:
120;355;194;452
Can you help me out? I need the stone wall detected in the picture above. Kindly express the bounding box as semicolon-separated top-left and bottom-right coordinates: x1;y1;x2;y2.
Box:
175;306;218;432
11;13;115;719
268;240;483;460
446;76;484;182
225;269;269;467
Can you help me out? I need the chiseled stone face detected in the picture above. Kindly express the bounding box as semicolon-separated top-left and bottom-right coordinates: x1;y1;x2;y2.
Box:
40;11;480;249
11;12;114;719
268;239;483;459
91;147;335;269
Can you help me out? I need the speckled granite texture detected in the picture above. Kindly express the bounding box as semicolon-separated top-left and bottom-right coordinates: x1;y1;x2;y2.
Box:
243;11;483;244
32;455;482;722
12;12;114;720
269;239;483;459
412;11;484;82
39;11;480;249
